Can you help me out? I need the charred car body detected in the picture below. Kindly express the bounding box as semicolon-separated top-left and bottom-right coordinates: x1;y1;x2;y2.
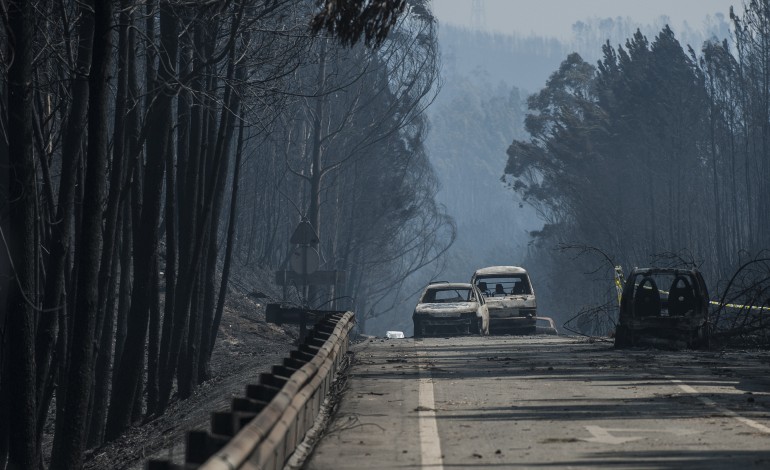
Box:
536;316;559;335
471;266;537;335
614;268;710;349
413;283;489;337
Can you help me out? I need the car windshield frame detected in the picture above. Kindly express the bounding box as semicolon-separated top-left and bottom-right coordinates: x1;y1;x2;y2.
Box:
421;287;474;304
474;274;532;296
623;269;706;318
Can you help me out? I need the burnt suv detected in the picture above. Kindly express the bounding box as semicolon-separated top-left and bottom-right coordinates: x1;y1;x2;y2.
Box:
471;266;537;335
614;268;710;349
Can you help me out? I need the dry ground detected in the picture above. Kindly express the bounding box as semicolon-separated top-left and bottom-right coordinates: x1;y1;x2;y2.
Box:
82;272;299;470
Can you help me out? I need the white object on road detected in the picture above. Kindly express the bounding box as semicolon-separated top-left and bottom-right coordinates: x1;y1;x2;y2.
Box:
385;330;405;339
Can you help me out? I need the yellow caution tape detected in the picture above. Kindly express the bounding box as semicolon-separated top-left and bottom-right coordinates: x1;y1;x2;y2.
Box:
613;266;769;312
708;300;770;311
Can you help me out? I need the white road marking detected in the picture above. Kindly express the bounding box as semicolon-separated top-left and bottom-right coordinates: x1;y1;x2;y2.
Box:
583;426;643;444
417;346;444;469
669;378;770;434
582;426;698;444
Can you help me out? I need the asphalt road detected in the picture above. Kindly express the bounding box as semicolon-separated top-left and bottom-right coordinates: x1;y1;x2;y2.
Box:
305;335;770;469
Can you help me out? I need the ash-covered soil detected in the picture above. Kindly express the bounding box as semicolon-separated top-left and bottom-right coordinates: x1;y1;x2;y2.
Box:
83;272;299;470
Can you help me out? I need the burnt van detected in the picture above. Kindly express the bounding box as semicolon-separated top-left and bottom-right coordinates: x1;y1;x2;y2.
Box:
471;266;537;335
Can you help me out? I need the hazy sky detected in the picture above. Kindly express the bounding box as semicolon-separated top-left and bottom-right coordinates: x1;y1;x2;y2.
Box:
432;0;736;39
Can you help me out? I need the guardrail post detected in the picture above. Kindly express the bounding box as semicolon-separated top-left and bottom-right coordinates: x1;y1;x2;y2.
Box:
167;311;354;470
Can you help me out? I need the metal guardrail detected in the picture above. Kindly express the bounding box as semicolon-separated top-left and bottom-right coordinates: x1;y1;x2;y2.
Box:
147;311;355;470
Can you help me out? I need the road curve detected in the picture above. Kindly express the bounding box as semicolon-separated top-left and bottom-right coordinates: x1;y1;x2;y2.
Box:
305;335;770;469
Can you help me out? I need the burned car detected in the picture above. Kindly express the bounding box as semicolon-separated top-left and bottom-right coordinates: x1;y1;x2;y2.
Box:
413;283;489;337
614;268;710;349
471;266;537;335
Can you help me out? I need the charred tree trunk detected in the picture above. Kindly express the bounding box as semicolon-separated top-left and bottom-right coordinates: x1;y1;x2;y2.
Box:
158;19;207;411
0;345;7;469
198;55;243;383
113;187;133;377
149;16;188;418
50;0;113;467
105;2;177;440
113;13;141;377
146;256;162;418
0;38;8;467
179;264;204;394
5;1;38;468
178;48;221;395
164;24;240;400
34;2;94;449
88;1;132;446
208;116;246;359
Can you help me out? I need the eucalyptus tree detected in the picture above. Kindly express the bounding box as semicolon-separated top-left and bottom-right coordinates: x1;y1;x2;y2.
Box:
700;35;757;277
105;0;179;438
505;52;601;245
4;2;37;469
505;28;715;316
50;3;114;468
261;2;451;327
730;1;770;253
1;1;436;467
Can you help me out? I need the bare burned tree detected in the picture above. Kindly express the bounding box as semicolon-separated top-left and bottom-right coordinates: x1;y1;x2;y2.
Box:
106;0;178;439
255;2;450;329
554;244;620;337
1;1;448;467
50;1;114;467
4;2;37;468
562;302;617;339
712;255;770;347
